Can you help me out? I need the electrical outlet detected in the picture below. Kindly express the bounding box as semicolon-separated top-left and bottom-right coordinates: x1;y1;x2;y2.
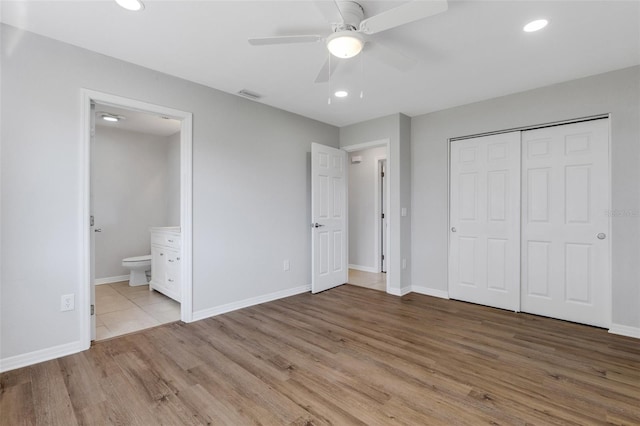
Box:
283;259;290;271
61;294;75;312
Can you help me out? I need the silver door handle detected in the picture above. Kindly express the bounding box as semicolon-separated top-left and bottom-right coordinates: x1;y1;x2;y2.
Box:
597;233;606;240
451;227;457;232
312;223;325;228
94;228;102;233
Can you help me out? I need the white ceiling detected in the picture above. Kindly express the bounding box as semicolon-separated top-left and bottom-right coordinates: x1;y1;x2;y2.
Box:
2;1;639;127
95;104;181;136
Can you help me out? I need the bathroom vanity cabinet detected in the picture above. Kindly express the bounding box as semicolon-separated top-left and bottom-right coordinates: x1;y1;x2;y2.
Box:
150;227;181;302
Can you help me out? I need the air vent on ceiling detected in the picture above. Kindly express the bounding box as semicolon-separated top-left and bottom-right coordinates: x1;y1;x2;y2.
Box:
237;89;262;100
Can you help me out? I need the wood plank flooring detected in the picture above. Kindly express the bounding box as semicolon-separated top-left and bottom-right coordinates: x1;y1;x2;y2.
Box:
2;285;639;425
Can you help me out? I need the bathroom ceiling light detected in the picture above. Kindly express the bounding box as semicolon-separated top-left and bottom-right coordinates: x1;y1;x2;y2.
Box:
523;19;549;32
115;0;145;12
100;113;125;122
326;32;364;59
334;90;349;98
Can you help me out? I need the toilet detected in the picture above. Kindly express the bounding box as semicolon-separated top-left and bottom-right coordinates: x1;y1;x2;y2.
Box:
122;254;152;286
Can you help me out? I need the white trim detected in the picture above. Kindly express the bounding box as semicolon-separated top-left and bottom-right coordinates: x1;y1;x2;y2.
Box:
609;324;640;339
341;139;389;153
348;264;378;273
341;139;392;295
388;286;411;297
81;89;194;352
411;285;450;299
0;340;84;373
95;275;129;285
192;284;311;322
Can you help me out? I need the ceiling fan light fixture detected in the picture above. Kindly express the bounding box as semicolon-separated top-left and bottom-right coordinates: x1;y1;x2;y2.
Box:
327;32;364;59
115;0;145;12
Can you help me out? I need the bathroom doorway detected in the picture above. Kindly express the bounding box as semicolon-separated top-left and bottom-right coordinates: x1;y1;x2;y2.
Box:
346;144;389;292
92;104;181;340
80;90;193;347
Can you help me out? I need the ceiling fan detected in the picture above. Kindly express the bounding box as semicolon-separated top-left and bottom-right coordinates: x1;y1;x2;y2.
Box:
248;0;448;83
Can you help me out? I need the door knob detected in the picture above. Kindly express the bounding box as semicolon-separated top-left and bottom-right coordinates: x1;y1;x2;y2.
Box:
94;228;102;233
451;227;457;232
312;223;325;228
597;233;606;240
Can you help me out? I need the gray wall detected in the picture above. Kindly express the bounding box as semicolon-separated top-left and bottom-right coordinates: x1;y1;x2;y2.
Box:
93;126;179;279
348;146;387;271
1;25;338;360
411;65;640;329
165;131;181;226
340;113;412;293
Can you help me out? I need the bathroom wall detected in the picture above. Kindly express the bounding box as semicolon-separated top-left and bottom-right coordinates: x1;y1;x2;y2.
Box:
165;132;181;226
93;126;180;281
348;146;387;272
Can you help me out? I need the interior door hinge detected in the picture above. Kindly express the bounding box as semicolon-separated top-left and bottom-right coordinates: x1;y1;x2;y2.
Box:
381;213;385;219
91;304;95;315
381;171;385;178
381;254;385;260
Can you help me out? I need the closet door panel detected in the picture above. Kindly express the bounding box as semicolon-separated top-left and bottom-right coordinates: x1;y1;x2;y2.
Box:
521;119;610;327
449;132;521;311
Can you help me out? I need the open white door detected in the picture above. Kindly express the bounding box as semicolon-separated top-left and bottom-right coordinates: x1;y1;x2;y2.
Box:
311;143;348;293
89;102;96;341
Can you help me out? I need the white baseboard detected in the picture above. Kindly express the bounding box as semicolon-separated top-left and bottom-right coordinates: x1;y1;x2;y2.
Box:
0;340;86;373
348;264;379;273
411;286;450;299
609;323;640;339
192;284;311;322
388;286;411;296
95;275;129;285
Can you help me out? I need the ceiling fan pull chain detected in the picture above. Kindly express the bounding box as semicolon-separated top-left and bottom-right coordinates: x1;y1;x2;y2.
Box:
327;55;332;105
360;52;365;99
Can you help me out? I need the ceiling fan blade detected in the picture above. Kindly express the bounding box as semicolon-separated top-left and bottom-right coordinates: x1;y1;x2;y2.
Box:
368;41;418;72
313;1;341;25
248;35;323;46
358;0;448;35
314;55;340;83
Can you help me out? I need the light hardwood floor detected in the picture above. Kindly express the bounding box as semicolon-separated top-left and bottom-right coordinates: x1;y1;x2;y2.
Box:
1;285;639;425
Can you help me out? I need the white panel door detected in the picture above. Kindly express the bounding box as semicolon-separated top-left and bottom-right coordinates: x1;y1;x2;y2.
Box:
449;132;521;310
312;143;348;293
521;119;610;327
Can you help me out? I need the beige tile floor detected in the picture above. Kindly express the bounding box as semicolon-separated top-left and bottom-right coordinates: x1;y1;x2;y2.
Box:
347;269;387;291
95;281;180;341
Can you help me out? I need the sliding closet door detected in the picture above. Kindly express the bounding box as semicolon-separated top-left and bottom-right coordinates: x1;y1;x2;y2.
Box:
449;132;521;311
521;119;610;327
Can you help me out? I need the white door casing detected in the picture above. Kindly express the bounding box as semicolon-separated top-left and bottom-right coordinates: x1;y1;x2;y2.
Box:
521;119;610;327
311;143;348;293
449;132;521;311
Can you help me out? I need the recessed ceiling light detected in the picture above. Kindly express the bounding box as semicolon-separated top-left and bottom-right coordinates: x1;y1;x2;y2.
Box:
334;90;349;98
523;19;549;33
115;0;144;12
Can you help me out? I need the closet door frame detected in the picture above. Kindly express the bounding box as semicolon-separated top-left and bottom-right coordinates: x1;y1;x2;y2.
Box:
447;114;612;328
